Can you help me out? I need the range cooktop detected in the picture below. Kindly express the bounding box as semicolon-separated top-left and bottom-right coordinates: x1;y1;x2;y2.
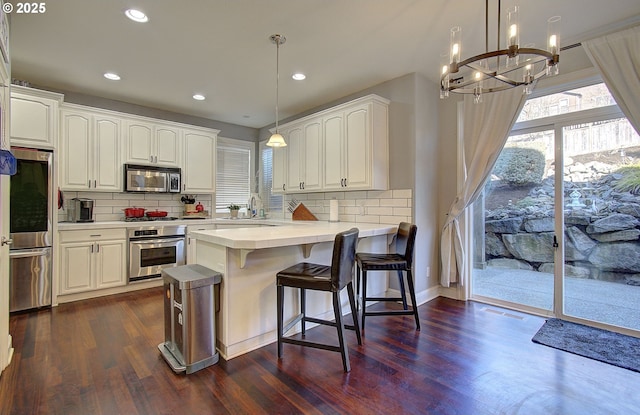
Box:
123;216;179;222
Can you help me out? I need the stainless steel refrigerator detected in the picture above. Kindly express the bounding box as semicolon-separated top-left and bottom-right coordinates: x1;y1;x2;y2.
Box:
9;147;52;312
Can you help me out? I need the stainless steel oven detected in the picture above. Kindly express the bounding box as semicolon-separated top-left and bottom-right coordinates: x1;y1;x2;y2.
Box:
128;225;186;282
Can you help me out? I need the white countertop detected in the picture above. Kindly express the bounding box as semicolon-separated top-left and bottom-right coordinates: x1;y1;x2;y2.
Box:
57;217;286;231
191;221;397;250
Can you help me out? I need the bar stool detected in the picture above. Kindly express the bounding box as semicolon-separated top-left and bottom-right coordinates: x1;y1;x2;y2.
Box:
276;227;361;372
356;222;420;331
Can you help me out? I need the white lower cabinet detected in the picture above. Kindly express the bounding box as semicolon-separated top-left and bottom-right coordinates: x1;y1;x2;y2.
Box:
59;229;127;295
186;223;217;264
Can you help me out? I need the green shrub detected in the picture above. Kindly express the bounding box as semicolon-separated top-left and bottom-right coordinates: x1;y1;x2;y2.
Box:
493;147;545;186
613;164;640;195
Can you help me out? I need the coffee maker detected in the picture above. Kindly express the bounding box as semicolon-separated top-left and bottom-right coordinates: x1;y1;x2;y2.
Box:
67;198;94;222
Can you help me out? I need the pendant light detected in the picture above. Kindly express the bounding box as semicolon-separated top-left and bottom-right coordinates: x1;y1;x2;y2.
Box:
266;34;287;147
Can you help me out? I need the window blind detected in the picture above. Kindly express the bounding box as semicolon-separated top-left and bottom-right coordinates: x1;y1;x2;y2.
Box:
216;140;251;213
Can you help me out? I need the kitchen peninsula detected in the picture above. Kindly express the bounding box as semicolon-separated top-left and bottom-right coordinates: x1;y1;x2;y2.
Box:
191;221;397;360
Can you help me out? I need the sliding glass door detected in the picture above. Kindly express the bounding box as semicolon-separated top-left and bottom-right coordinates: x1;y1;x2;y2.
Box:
472;129;555;314
561;118;640;331
471;81;640;333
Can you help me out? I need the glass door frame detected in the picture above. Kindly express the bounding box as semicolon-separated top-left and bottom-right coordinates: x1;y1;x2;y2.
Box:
466;100;639;337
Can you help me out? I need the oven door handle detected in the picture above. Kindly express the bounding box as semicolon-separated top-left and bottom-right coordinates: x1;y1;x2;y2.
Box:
130;237;184;246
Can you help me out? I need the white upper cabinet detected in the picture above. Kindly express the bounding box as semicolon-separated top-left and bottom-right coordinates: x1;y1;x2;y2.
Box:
59;106;121;191
124;119;181;166
182;128;218;193
271;145;288;194
10;86;63;149
285;120;323;193
276;94;389;193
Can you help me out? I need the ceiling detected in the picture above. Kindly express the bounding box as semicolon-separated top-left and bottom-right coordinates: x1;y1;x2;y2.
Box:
10;0;640;129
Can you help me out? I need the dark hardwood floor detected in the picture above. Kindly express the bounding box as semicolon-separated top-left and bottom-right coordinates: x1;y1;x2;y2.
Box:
2;287;639;415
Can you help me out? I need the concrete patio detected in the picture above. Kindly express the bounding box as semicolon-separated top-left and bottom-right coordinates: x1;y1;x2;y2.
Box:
472;266;640;332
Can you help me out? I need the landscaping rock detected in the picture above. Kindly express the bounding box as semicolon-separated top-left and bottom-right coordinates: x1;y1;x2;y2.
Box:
485;217;522;234
586;213;639;234
589;242;640;272
565;226;597;255
524;217;554;232
503;232;554;263
485;232;512;258
590;229;640;242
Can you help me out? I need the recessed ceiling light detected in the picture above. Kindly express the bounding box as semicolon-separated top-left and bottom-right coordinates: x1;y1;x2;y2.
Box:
292;73;306;81
125;9;148;23
104;72;121;81
192;94;206;101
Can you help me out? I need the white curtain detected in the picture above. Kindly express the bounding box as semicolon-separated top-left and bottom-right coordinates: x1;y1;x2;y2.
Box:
582;26;640;135
440;88;526;287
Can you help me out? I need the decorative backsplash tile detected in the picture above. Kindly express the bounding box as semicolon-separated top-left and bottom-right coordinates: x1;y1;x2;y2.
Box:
58;192;213;222
283;189;412;224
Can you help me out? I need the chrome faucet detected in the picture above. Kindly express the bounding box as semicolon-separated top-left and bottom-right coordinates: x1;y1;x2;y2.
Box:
248;195;256;217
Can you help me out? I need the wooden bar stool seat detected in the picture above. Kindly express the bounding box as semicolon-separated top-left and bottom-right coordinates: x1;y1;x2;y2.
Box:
356;222;420;331
276;227;362;372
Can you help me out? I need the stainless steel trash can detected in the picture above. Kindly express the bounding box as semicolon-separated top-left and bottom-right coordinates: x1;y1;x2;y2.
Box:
158;264;222;374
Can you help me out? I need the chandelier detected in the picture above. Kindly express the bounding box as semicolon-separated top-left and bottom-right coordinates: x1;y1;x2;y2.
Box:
266;34;287;147
440;0;560;102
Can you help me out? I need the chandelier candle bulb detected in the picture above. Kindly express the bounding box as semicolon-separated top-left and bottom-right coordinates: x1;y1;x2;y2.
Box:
450;26;461;67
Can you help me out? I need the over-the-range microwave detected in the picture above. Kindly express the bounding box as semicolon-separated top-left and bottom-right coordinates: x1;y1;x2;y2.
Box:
124;164;181;193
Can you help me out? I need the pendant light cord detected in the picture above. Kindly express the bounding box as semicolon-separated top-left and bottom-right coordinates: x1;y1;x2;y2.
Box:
275;36;280;133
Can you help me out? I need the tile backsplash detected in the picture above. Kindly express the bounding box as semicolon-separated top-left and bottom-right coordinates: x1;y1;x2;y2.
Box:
58;192;213;222
283;189;412;224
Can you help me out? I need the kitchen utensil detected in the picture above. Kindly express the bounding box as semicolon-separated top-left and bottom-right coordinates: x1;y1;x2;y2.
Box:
146;210;168;217
123;207;146;218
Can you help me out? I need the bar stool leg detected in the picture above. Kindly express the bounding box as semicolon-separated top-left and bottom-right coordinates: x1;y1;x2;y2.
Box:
346;282;362;345
406;269;420;331
361;269;368;332
397;270;408;310
333;292;350;372
300;288;306;337
277;285;284;358
356;264;361;313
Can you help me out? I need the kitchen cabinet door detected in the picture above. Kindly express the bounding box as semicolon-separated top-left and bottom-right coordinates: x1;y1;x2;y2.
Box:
94;240;126;288
322;113;345;190
59;242;93;294
155;126;181;166
286;125;303;191
343;104;370;189
10;86;62;149
124;121;154;164
271;145;287;194
93;116;121;191
302;120;323;192
284;120;322;193
183;129;217;193
60;109;92;190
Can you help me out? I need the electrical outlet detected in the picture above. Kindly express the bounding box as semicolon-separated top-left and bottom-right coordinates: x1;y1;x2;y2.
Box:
359;200;365;216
